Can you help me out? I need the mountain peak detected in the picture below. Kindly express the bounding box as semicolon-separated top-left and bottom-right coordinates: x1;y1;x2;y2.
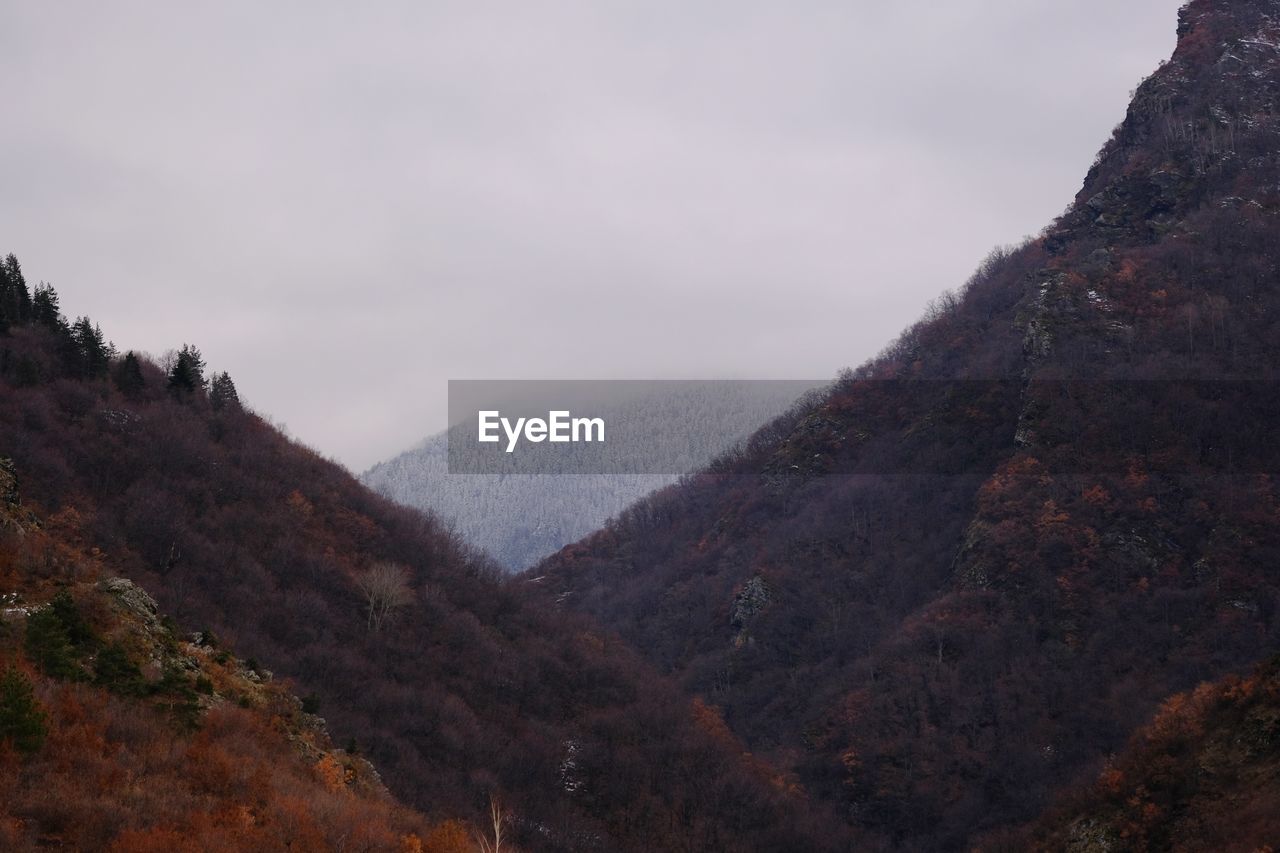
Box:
534;2;1280;846
1053;0;1280;253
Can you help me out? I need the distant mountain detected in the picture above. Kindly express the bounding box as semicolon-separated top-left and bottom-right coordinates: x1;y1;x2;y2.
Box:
363;382;821;571
533;1;1280;847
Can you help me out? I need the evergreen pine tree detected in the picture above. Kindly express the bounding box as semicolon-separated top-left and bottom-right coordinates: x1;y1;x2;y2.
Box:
93;643;146;696
24;606;80;680
3;254;31;323
0;667;47;755
0;262;10;334
49;590;94;648
114;351;146;398
210;371;241;412
167;344;206;395
69;317;110;379
31;283;63;330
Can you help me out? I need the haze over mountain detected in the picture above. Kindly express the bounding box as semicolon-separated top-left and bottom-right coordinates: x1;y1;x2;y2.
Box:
363;382;821;571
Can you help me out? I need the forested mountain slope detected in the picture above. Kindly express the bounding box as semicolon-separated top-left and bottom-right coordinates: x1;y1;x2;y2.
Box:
0;275;848;848
363;383;817;571
533;1;1280;848
998;656;1280;852
0;460;439;851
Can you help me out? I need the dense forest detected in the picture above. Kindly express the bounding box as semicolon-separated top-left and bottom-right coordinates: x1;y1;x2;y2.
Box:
534;0;1280;848
0;458;443;850
1004;655;1280;851
0;271;848;846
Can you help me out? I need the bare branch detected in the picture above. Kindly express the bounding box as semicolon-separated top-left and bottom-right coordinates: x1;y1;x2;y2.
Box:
355;562;414;632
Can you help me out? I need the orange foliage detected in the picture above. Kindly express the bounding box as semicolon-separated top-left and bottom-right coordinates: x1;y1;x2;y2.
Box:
690;697;737;748
1081;485;1111;507
421;819;473;853
0;679;432;852
286;489;314;518
314;754;347;793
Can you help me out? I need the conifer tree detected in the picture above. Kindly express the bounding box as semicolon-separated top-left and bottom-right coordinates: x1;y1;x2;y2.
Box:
24;606;79;680
0;263;10;334
0;667;47;755
69;317;110;378
31;283;63;330
3;254;31;323
93;643;146;696
167;344;206;395
210;371;241;412
114;351;146;398
49;590;94;648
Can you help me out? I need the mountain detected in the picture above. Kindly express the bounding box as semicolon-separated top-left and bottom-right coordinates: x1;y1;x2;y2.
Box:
363;383;820;572
0;461;437;850
0;285;848;847
532;0;1280;848
6;0;1280;849
998;655;1280;852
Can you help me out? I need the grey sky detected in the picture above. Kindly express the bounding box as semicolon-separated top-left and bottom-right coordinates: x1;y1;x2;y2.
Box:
1;1;1183;470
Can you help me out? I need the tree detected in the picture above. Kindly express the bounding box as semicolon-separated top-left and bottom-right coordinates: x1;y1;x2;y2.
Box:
31;283;62;330
423;820;473;853
69;316;110;379
93;642;146;696
355;563;414;632
210;371;241;412
167;344;206;395
114;351;146;398
0;262;10;334
3;254;31;323
25;605;80;680
49;590;94;647
0;666;46;755
475;795;509;853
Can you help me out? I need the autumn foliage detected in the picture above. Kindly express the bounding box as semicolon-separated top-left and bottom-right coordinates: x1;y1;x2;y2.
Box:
998;657;1280;851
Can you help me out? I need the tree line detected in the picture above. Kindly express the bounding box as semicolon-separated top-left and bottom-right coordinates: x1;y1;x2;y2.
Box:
0;252;239;411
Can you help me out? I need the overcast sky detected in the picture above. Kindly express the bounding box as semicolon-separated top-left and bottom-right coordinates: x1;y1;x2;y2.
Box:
1;1;1183;470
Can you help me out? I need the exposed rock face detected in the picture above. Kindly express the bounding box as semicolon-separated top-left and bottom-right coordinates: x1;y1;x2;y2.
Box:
0;458;38;534
99;576;160;623
731;576;772;628
1;457;18;506
953;522;993;591
731;575;772;647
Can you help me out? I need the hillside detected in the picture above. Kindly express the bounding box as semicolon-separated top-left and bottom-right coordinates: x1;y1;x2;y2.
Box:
0;461;439;851
999;656;1280;852
533;0;1280;848
363;383;818;571
0;277;847;847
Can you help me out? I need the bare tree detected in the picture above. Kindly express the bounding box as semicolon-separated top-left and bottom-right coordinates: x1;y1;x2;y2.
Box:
476;794;508;853
355;562;414;632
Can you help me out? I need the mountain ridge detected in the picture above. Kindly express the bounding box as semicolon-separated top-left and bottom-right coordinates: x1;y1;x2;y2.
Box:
532;0;1280;847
